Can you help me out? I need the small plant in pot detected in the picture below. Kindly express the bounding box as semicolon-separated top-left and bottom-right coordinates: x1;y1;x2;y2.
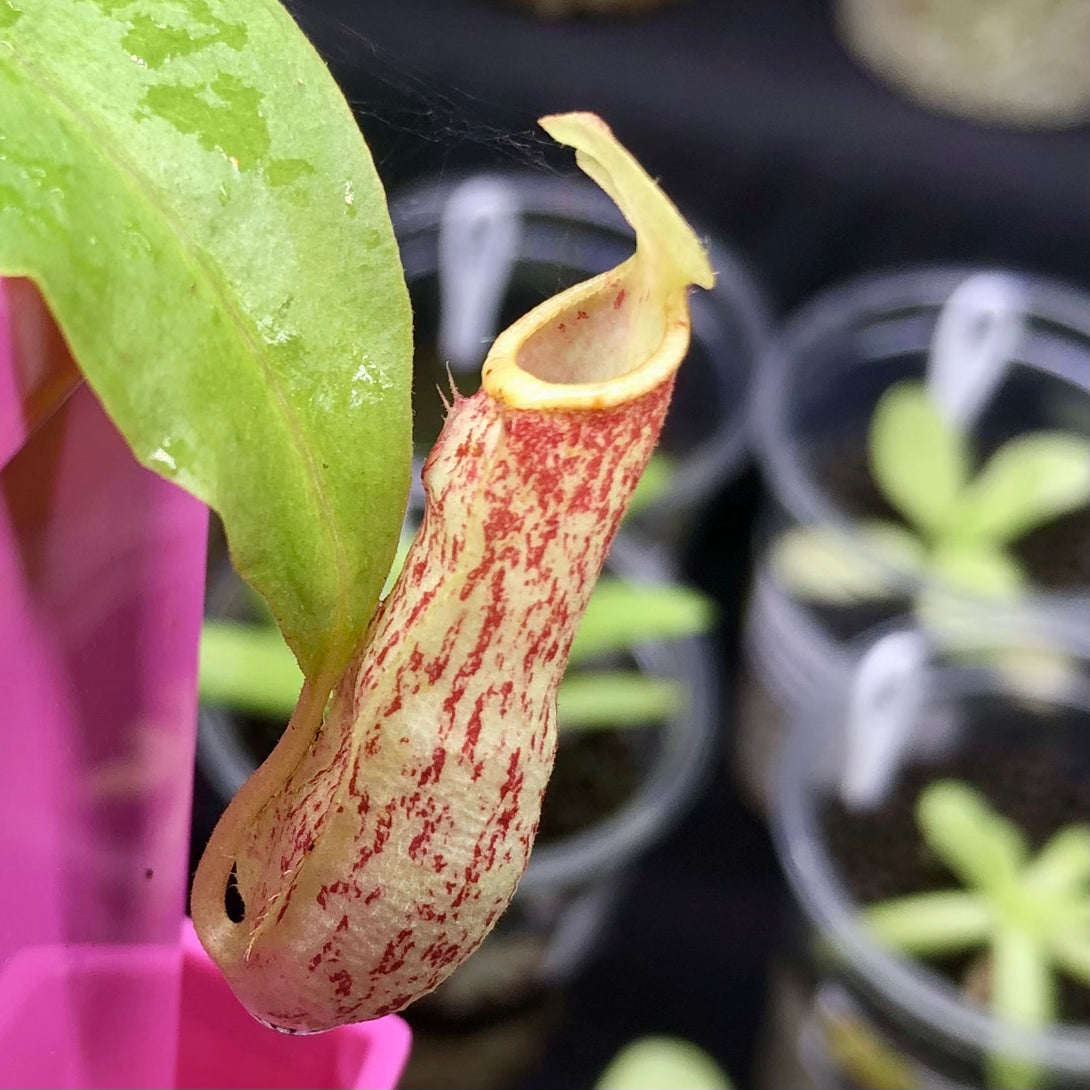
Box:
768;627;1090;1090
738;269;1090;813
770;378;1090;638
863;779;1089;1089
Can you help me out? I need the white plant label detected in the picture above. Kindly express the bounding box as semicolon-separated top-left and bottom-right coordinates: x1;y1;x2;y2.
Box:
927;272;1026;430
841;629;930;811
438;176;522;372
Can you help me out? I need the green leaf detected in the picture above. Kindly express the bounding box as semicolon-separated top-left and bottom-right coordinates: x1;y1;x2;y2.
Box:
595;1036;732;1090
863;891;992;956
557;671;682;730
199;621;301;719
869;381;969;539
1024;825;1090;897
927;542;1026;598
953;433;1090;545
569;577;714;666
0;1;413;679
918;781;1028;896
986;928;1054;1090
626;452;676;516
769;520;927;603
1047;913;1090;986
381;527;417;598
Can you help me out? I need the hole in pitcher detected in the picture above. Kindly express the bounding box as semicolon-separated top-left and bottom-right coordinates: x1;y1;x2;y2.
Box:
225;862;246;923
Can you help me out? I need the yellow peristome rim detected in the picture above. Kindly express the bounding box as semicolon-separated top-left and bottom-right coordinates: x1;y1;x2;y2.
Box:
481;112;714;413
481;266;694;411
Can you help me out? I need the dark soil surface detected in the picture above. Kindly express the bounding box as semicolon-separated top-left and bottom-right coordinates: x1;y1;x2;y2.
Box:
1015;508;1090;589
535;729;644;844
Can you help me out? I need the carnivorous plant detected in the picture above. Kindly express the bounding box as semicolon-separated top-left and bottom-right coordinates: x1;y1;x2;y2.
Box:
191;112;714;1033
1;0;714;1032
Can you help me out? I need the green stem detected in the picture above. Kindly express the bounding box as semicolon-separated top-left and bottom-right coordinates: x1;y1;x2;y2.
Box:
987;928;1055;1090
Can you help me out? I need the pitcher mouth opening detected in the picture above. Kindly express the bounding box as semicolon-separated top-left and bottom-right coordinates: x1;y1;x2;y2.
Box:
482;269;693;412
478;111;711;413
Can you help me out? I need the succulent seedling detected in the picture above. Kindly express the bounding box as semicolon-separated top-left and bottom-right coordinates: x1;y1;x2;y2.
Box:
594;1036;733;1090
772;380;1088;612
862;780;1090;1089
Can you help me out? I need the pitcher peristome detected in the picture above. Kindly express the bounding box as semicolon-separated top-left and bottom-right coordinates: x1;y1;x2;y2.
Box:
192;112;714;1033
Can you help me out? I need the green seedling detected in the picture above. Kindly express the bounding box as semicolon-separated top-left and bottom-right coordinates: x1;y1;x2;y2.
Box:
772;380;1088;612
594;1036;733;1090
862;780;1090;1089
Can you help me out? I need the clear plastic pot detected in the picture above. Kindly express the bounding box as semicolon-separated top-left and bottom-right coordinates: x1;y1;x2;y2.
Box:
738;266;1090;812
764;622;1090;1090
390;168;769;568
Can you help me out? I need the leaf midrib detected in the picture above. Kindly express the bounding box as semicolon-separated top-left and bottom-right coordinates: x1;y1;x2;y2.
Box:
1;37;350;670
